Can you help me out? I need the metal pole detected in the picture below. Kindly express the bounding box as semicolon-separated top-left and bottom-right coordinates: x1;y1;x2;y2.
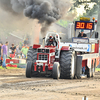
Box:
90;30;92;38
75;30;76;37
84;96;86;100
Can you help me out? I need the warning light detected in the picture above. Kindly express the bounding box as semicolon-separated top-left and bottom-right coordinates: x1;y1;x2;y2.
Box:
92;17;95;21
95;20;97;23
80;17;90;21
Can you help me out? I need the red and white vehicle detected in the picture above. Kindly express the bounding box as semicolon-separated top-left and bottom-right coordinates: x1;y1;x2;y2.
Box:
26;17;99;79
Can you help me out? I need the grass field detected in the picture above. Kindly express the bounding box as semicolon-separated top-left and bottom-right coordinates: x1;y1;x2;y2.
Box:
6;63;26;66
95;68;100;71
0;66;20;69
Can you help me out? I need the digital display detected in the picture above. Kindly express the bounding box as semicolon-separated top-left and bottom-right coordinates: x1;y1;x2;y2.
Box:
75;21;94;30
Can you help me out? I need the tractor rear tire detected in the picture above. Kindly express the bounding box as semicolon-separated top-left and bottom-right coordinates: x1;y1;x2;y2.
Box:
60;50;76;79
27;46;37;62
26;46;39;77
52;62;60;79
26;61;33;78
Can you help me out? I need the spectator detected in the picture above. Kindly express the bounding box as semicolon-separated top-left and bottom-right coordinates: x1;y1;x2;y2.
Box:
10;44;16;58
15;45;20;58
21;45;28;59
0;43;3;60
1;41;9;69
24;38;29;46
0;43;3;66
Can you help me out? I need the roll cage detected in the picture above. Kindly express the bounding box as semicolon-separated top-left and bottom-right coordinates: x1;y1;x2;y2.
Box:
45;32;61;47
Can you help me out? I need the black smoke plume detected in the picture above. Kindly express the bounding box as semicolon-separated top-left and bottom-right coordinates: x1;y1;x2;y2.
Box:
0;0;70;35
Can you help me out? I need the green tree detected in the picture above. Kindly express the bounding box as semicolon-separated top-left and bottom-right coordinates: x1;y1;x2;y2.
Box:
70;0;100;17
57;20;68;28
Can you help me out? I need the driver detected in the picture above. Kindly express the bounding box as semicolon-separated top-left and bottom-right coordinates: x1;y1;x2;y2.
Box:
78;29;87;38
47;36;54;46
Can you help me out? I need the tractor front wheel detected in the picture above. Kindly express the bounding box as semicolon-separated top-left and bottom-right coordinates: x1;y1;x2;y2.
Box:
26;61;33;78
52;62;60;79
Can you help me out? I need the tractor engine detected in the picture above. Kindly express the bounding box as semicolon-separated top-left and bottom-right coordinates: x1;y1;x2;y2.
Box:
34;47;56;72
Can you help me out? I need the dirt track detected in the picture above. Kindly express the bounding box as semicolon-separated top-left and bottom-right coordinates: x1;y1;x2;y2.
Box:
0;69;100;100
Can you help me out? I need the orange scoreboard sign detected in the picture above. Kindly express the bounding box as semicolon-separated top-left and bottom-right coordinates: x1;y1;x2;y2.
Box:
75;21;94;30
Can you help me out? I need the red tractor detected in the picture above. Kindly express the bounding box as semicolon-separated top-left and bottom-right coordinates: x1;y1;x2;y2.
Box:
26;17;99;79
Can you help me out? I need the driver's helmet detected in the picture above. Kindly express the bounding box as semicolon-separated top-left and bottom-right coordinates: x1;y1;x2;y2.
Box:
49;36;53;42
